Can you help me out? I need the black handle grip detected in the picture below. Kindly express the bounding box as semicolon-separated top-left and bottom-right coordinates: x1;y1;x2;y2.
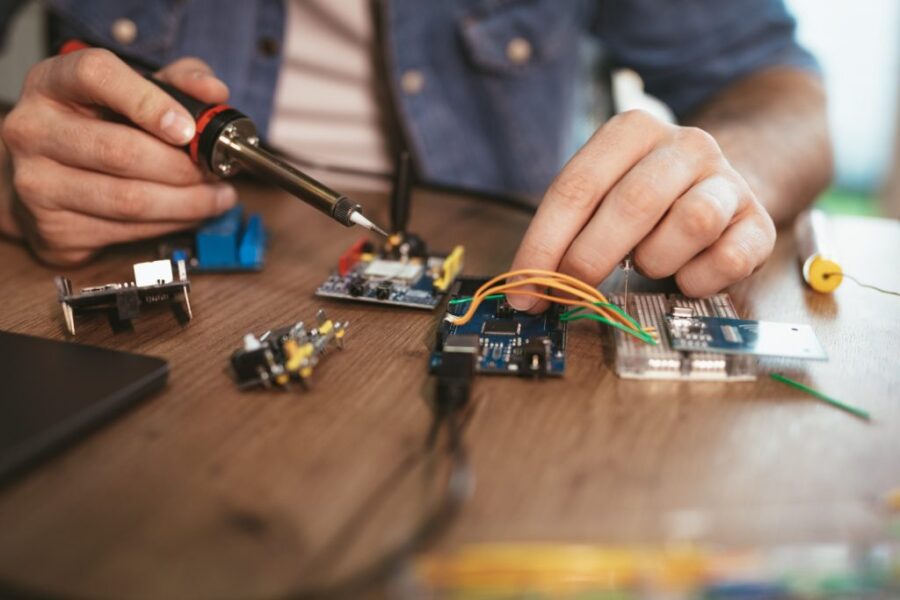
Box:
146;77;216;123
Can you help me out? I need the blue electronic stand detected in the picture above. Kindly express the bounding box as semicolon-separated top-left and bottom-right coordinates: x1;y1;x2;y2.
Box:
178;204;267;272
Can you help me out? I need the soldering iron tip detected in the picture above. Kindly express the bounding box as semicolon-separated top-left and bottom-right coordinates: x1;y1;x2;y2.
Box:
350;211;389;237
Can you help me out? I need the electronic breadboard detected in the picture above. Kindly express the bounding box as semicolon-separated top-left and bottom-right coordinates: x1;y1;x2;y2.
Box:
610;293;758;381
316;235;463;310
431;277;567;377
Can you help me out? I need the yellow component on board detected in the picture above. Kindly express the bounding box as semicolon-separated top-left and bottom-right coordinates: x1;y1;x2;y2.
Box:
335;327;345;339
300;366;313;379
275;373;289;386
284;340;315;372
434;245;465;292
318;319;334;335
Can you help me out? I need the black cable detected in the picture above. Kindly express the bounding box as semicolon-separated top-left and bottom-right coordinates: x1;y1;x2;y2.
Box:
283;412;472;600
284;346;477;599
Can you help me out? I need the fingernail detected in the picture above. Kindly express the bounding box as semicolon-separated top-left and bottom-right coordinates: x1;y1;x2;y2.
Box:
506;293;536;311
189;70;210;80
160;109;195;145
215;184;238;210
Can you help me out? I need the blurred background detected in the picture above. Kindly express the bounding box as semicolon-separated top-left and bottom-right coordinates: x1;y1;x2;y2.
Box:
1;1;898;218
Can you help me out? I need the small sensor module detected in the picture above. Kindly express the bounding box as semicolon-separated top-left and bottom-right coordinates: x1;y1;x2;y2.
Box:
55;258;192;335
230;309;347;390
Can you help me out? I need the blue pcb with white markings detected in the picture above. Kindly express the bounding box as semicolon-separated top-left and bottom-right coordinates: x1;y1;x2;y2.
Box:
430;277;567;377
666;315;827;361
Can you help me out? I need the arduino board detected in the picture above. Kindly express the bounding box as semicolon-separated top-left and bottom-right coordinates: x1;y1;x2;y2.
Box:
431;277;567;377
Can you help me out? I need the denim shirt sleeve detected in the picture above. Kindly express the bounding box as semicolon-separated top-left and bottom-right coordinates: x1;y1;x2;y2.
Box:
595;0;819;119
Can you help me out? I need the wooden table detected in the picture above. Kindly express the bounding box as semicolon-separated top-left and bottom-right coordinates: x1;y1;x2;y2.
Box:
0;184;897;599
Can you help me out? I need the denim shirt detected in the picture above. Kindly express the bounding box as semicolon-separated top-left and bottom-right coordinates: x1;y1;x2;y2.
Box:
0;0;816;198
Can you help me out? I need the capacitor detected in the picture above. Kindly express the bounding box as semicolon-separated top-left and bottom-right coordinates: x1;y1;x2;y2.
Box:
794;209;842;293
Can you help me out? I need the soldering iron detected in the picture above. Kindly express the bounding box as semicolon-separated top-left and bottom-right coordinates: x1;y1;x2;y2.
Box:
59;40;388;237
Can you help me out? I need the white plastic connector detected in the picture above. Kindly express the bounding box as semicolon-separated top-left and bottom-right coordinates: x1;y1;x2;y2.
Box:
133;260;174;287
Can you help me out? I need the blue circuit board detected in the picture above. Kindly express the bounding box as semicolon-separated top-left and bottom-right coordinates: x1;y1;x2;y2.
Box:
316;258;444;309
666;315;827;360
430;278;567;377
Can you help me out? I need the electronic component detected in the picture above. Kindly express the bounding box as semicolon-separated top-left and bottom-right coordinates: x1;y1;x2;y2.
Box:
666;312;828;360
230;309;347;390
609;293;757;381
316;151;463;309
316;240;464;309
161;203;266;272
481;319;520;336
55;259;192;336
431;277;567;377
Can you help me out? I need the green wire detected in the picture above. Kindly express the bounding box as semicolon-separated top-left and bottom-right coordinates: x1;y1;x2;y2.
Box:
769;373;870;421
447;293;506;305
561;313;656;345
560;301;649;342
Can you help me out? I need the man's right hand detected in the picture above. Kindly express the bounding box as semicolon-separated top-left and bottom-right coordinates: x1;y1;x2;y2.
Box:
0;48;237;265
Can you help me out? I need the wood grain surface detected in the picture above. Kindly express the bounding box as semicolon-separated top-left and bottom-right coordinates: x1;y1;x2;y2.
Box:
0;183;897;599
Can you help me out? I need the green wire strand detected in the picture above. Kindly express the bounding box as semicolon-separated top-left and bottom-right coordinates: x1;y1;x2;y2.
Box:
560;301;646;336
770;373;870;421
447;293;506;305
560;313;656;345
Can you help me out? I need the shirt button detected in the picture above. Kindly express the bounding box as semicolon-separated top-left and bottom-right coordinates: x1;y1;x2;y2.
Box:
257;36;280;57
506;37;532;65
401;69;425;95
111;18;137;46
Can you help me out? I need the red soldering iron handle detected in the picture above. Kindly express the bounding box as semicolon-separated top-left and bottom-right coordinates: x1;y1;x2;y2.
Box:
57;39;250;172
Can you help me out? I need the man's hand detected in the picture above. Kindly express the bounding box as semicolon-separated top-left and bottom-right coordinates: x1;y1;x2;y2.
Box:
509;109;776;310
0;48;236;265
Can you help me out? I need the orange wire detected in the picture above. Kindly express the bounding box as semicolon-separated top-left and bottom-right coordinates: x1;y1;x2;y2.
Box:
450;276;621;326
446;270;640;331
463;277;634;329
448;277;616;326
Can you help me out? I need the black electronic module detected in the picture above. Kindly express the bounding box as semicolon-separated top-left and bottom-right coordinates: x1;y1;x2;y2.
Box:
55;259;192;335
430;277;567;377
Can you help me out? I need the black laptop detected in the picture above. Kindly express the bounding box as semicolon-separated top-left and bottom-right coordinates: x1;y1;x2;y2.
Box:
0;331;168;485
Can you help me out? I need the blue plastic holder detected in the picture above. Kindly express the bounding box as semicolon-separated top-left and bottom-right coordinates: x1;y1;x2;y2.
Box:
193;204;266;271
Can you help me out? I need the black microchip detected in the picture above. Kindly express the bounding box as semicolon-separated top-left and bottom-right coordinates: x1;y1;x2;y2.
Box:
481;319;519;336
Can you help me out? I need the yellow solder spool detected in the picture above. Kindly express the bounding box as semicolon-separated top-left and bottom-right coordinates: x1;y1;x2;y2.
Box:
794;209;842;293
